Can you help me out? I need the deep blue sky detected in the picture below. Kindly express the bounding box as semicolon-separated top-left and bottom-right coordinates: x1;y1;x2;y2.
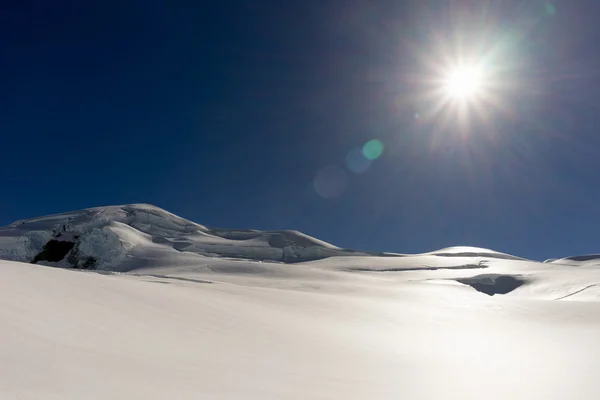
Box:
2;0;600;260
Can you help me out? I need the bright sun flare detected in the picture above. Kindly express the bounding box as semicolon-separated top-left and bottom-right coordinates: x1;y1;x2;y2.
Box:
443;64;484;100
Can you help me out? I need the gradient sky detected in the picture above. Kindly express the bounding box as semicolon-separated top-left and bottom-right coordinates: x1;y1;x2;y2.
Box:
2;0;600;260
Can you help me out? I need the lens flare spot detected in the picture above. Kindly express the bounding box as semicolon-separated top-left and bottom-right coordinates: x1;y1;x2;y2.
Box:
363;140;384;160
346;148;372;174
313;166;348;199
544;2;557;15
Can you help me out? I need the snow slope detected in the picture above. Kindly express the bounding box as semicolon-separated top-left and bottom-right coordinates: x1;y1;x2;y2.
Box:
2;258;600;400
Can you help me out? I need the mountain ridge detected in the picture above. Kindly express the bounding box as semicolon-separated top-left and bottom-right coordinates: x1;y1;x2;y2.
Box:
0;203;545;272
0;204;381;270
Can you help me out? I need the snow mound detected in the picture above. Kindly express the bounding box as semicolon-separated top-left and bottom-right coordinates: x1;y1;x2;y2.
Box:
0;204;376;271
428;246;525;260
548;254;600;267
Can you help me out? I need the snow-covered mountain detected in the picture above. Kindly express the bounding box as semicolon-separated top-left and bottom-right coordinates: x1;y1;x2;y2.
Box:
1;204;599;300
2;204;600;399
0;204;383;271
0;204;534;272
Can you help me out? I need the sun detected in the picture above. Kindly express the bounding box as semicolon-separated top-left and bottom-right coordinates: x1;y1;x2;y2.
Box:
410;28;519;136
416;53;505;136
443;63;485;100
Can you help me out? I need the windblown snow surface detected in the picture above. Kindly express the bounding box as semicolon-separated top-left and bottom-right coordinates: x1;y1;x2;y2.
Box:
1;204;600;399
